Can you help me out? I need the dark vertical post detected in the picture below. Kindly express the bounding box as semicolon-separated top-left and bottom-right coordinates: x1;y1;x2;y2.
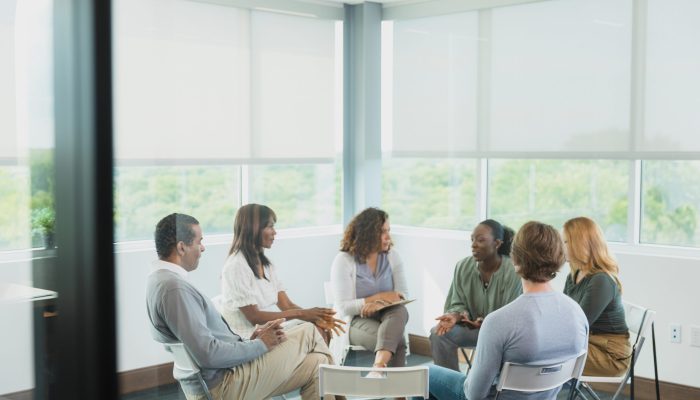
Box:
52;0;116;398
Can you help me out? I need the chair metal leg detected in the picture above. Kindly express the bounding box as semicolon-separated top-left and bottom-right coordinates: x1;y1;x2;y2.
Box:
460;347;473;372
581;383;603;400
652;323;660;400
567;379;580;400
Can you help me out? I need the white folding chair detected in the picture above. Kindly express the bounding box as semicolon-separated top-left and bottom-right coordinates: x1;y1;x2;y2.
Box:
325;281;371;365
167;342;214;400
496;350;587;400
572;301;659;400
319;364;429;399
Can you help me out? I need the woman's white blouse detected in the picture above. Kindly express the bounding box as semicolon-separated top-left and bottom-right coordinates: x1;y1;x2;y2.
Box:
220;251;285;339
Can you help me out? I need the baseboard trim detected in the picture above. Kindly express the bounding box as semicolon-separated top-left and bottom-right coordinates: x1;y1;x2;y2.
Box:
408;333;699;400
0;389;33;400
118;362;176;395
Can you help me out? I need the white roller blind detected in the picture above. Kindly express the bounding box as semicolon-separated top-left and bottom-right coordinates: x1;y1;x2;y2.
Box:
0;1;17;163
389;13;478;157
114;0;249;163
490;0;631;155
644;0;700;152
113;0;339;164
251;11;337;160
387;0;700;159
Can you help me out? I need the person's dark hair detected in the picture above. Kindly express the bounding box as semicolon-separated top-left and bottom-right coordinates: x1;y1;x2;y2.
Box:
479;219;514;256
228;204;277;279
510;221;565;283
340;207;390;263
154;213;200;259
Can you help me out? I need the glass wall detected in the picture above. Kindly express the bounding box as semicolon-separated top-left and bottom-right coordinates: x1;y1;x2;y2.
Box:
0;0;56;397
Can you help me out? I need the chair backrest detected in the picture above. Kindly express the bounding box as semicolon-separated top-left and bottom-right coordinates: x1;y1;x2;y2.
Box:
622;301;656;368
319;364;429;398
496;351;587;395
168;342;201;374
166;342;214;400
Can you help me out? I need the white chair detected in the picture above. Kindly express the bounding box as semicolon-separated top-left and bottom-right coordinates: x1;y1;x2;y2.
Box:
572;301;659;400
495;350;587;400
167;342;214;400
324;281;371;365
319;364;429;399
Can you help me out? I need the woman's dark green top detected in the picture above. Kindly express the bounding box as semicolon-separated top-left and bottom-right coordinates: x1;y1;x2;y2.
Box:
564;271;628;334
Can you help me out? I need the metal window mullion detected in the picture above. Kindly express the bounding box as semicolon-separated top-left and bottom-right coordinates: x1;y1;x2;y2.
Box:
628;0;647;244
476;10;492;222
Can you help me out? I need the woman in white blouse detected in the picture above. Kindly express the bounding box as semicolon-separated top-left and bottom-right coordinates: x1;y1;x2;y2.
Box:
220;203;344;342
331;207;409;370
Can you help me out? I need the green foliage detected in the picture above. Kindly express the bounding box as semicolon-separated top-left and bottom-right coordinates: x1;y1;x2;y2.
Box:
31;207;55;235
382;158;477;230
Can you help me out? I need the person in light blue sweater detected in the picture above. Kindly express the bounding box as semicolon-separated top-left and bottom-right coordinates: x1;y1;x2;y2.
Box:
424;221;589;400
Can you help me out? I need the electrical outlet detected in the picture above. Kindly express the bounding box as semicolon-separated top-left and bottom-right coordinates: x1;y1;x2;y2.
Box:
691;326;700;347
670;324;681;343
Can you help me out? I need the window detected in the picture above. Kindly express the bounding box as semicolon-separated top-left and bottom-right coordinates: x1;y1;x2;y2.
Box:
641;161;700;247
488;160;629;241
114;166;241;241
249;163;341;228
382;158;477;230
112;0;343;242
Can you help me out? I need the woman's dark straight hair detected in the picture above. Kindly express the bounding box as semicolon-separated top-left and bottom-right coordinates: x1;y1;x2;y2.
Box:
228;204;276;279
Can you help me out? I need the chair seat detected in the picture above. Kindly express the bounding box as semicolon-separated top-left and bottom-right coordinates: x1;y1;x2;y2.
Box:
579;375;627;384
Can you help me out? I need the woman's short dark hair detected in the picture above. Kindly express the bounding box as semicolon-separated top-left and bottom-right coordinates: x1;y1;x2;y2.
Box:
340;207;390;263
154;213;199;259
510;221;565;283
228;204;277;279
479;219;515;256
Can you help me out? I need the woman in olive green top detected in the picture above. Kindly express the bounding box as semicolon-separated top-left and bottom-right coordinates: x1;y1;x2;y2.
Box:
563;216;631;376
430;219;522;371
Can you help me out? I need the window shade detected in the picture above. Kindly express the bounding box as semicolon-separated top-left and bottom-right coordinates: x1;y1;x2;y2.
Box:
389;13;478;156
113;0;339;164
644;0;700;152
250;11;337;160
0;7;17;163
386;0;700;159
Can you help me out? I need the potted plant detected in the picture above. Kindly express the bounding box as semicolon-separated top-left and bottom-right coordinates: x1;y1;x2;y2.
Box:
32;207;56;249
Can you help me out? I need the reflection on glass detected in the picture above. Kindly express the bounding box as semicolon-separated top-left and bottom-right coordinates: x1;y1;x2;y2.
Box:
488;160;628;241
382;158;478;230
1;0;56;398
641;161;700;247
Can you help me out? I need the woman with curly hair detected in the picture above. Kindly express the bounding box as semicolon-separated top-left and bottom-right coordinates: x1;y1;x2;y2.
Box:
563;216;630;376
330;207;409;370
